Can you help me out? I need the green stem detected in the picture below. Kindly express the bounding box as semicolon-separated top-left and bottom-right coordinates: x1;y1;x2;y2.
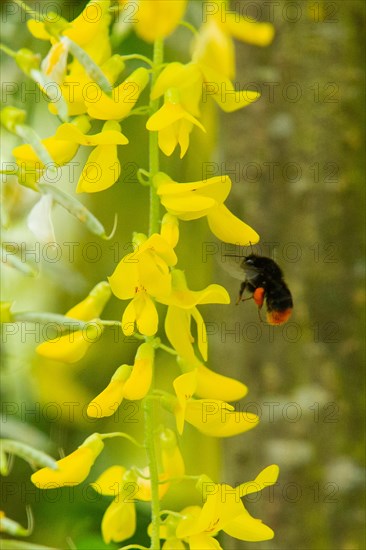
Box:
144;398;161;550
0;44;17;58
148;39;164;237
145;38;164;550
120;54;154;67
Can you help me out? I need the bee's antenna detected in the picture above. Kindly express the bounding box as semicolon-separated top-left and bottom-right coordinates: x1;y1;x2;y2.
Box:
249;241;254;255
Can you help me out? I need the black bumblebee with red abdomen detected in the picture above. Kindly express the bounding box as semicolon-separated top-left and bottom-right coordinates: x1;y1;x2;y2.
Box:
226;254;293;325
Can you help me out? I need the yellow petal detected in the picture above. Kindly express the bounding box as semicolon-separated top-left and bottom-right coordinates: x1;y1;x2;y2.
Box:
160;428;185;479
185;400;259;437
158;273;230;308
36;324;102;364
151;62;186;99
134;0;187;42
67;281;111;320
138;233;177;266
13;137;79;169
195;363;248;402
122;342;155;400
134;293;159;336
138;252;172;297
31;433;104;488
165;306;196;365
206;204;260;245
200;64;260;112
223;511;274;542
173;371;197;434
76;144;120;193
156;174;231;201
55;120;128;146
27;19;52;40
87;364;132;418
158;124;179;156
192;19;235;80
191;307;207;361
161;213;179;248
237;464;280;497
102;498;136;543
85;67;149;120
122;298;138;336
224;13;275;47
122;293;159;337
64;0;112;59
91;465;126;496
109;255;139;300
147;102;205;132
177;119;194;158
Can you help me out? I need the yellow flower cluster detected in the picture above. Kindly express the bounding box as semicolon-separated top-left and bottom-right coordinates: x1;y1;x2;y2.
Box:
3;0;280;548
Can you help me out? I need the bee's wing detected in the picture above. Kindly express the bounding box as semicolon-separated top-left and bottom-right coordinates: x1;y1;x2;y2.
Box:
216;254;246;281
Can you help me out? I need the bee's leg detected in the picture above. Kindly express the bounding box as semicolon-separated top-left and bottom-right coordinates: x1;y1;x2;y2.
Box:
257;307;265;324
236;281;248;305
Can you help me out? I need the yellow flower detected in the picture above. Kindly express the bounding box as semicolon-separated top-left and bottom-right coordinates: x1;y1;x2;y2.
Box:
213;3;275;47
87;342;155;417
146;61;259;156
85;67;150;120
31;433;104;488
172;371;258;436
27;0;117;117
178;358;248;402
193;3;274;79
154;172;259;245
92;431;184;544
48;55;125;117
27;0;112;65
158;269;229;363
175;465;279;544
109;233;177;336
192;18;235;79
146;87;206;158
54;119;128;192
161;213;179;248
122;0;188;43
36;281;111;363
12;116;90;186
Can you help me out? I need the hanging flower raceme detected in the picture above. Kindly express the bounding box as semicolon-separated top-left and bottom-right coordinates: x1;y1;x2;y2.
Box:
153;465;279;548
91;428;184;544
54;119;128;192
108;224;178;336
36;281;111;363
87;342;155;418
192;2;275;79
119;0;188;43
31;433;104;488
146;60;260;157
167;370;258;436
154;172;259;245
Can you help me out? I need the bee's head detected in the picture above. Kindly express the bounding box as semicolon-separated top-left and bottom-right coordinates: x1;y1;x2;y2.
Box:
243;254;284;278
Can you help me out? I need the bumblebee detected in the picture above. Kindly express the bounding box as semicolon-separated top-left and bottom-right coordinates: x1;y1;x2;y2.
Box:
225;254;293;325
